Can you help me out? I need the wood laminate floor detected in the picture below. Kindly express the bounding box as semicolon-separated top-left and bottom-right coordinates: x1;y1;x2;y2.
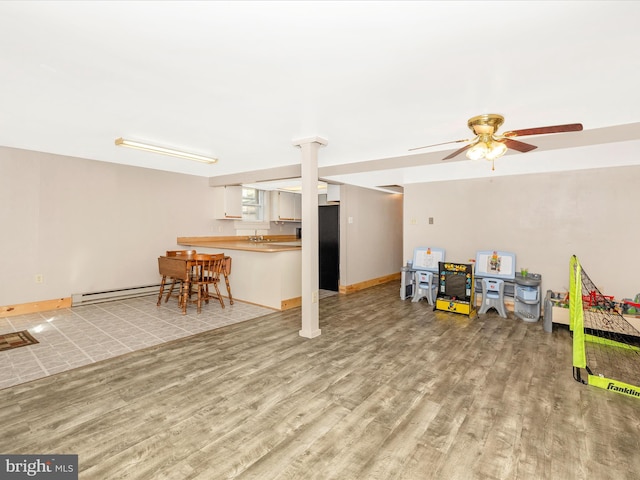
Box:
1;282;639;479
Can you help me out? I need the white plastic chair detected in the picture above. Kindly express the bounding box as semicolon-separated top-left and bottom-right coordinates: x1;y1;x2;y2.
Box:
411;271;438;305
478;278;507;318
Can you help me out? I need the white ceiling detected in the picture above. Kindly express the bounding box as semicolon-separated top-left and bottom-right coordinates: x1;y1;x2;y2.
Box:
1;1;639;191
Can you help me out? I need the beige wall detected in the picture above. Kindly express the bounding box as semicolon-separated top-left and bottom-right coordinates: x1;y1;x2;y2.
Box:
403;165;640;300
339;185;403;287
13;142;636;307
0;146;405;307
0;146;223;305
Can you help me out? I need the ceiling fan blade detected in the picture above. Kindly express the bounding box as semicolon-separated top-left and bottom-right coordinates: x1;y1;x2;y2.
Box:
503;123;583;138
503;138;538;153
442;143;471;160
408;138;469;152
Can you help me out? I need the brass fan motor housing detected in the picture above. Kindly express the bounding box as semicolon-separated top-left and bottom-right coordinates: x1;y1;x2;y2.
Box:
467;114;505;136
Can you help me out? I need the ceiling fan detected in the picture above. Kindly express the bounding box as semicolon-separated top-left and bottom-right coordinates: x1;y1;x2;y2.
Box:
409;114;583;170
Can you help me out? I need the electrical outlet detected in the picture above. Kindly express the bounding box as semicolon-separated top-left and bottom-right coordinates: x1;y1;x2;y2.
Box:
35;274;44;284
312;291;318;303
410;218;417;225
218;225;224;233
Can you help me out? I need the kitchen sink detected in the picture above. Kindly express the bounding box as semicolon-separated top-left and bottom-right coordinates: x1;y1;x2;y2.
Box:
248;239;301;246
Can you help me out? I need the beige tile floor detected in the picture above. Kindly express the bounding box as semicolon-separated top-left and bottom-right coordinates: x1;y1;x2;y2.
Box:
0;294;278;390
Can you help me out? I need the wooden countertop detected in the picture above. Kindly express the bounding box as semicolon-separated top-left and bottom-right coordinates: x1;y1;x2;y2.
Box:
177;236;302;253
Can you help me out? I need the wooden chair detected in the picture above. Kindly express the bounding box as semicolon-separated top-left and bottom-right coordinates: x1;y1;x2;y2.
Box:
191;253;226;313
157;250;196;306
222;256;234;305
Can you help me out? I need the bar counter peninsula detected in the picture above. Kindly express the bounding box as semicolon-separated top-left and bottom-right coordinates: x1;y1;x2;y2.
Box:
177;236;301;310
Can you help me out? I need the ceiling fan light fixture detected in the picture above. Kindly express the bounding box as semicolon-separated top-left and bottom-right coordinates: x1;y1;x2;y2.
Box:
485;141;507;161
115;138;217;164
412;114;583;169
466;141;489;161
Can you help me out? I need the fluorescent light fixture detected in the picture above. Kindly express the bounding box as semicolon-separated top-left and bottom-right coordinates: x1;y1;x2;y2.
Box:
115;138;217;164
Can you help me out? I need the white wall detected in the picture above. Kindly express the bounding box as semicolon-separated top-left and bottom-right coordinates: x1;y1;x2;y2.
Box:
403;165;640;300
0;147;223;305
339;185;403;286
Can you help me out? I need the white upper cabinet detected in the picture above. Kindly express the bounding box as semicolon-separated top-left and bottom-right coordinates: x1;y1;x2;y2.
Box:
213;186;243;219
327;184;341;202
271;191;301;222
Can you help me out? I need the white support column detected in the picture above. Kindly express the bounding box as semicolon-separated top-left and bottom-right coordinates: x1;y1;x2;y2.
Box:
292;135;328;339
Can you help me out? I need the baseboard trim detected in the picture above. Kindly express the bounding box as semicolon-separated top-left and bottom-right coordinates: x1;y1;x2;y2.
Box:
281;297;302;310
339;272;401;295
0;297;73;318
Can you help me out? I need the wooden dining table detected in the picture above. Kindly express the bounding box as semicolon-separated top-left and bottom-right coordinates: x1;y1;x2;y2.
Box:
157;253;233;314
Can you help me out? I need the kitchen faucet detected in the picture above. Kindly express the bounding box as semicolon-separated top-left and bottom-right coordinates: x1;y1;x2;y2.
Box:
249;230;263;242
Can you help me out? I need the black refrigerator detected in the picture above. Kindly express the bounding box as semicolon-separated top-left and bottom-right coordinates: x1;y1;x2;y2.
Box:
319;205;339;291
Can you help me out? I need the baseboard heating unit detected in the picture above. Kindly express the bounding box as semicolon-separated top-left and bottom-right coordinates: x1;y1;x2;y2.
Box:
71;284;161;306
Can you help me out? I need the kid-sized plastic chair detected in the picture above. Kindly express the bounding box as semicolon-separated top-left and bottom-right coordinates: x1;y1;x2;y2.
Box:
478;277;507;318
